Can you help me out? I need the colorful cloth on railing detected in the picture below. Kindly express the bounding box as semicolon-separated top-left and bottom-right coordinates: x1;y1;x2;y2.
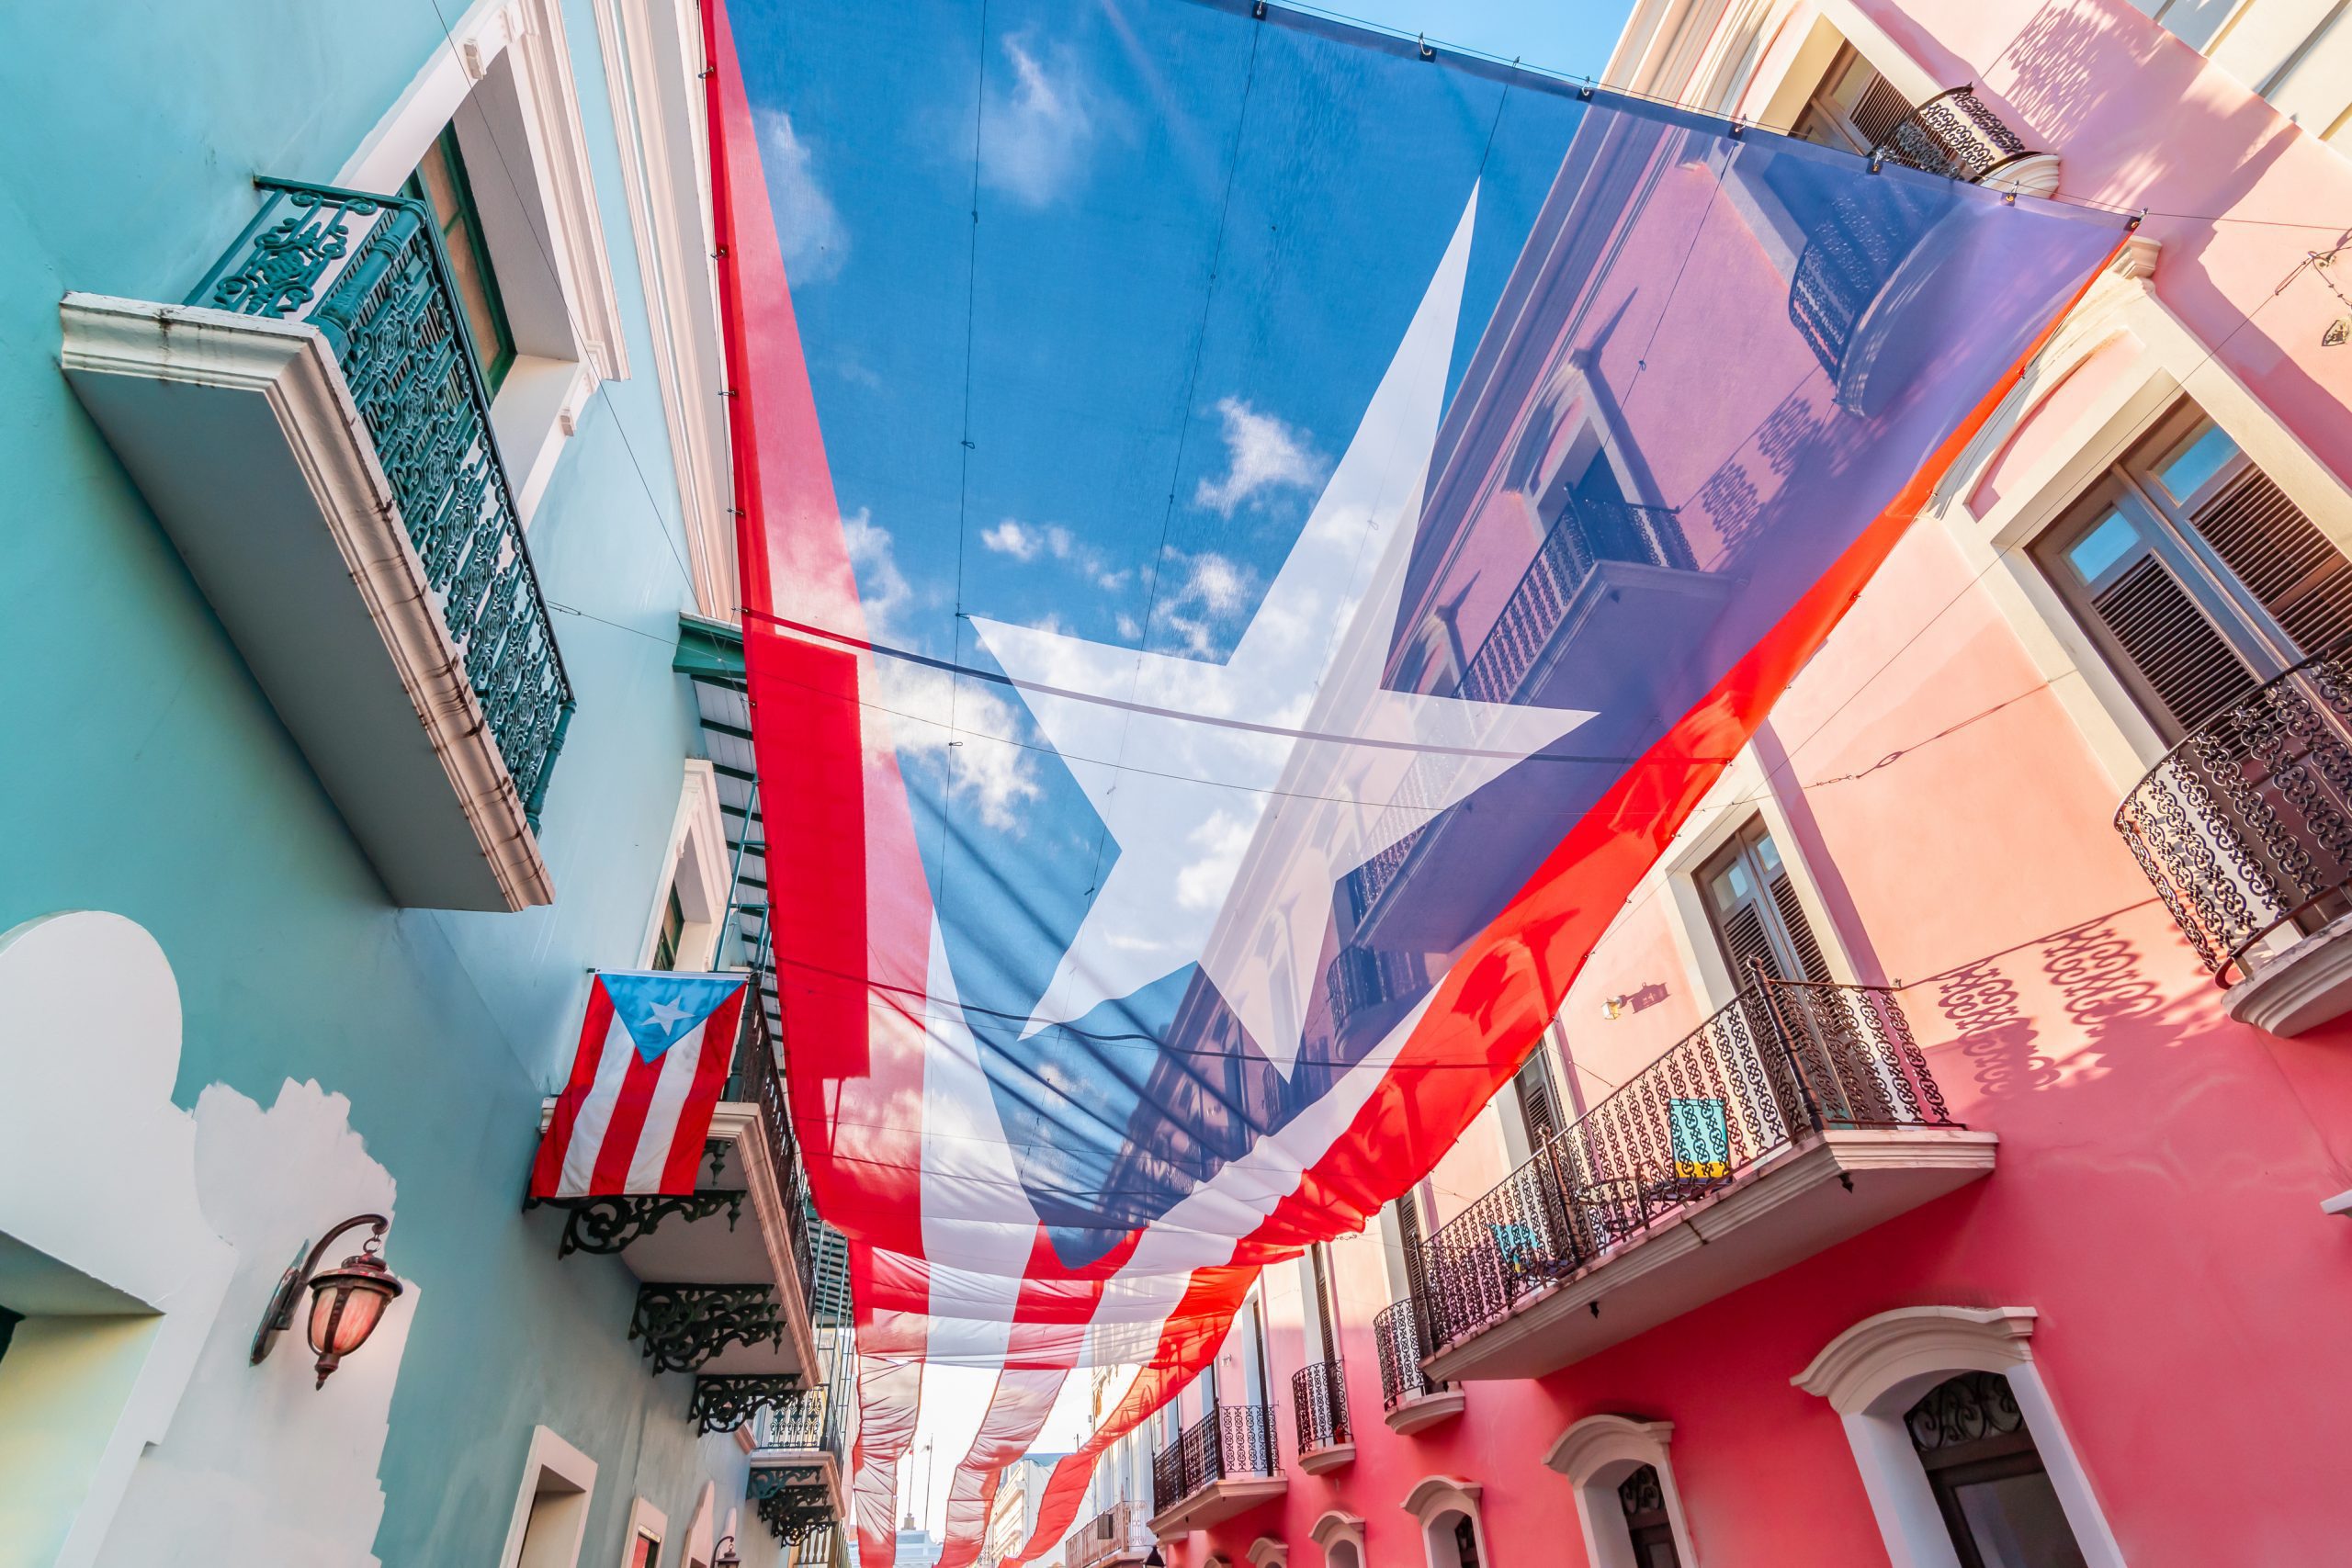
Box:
528;971;750;1199
706;0;2131;1561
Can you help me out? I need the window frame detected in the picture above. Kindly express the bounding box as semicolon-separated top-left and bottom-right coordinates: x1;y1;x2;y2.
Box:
497;1425;599;1568
409;122;521;397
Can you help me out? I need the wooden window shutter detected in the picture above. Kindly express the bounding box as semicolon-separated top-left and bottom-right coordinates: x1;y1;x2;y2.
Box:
2089;555;2260;732
1513;1053;1562;1148
1309;1244;1338;1364
1766;864;1834;984
2182;469;2352;658
1394;1193;1429;1309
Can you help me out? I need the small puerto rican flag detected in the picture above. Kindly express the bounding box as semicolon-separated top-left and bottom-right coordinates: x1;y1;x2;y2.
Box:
529;971;751;1200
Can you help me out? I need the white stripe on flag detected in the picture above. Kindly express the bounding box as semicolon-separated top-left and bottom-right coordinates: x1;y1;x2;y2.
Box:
559;1010;639;1199
625;1020;710;1192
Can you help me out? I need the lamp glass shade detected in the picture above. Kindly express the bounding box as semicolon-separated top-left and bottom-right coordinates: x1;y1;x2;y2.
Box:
304;1252;401;1382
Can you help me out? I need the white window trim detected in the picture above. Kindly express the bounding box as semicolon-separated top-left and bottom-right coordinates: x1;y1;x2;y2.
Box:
1248;1538;1288;1568
1792;1306;2126;1568
621;1495;669;1566
1544;1414;1701;1568
683;1482;718;1568
1656;750;1865;1011
335;0;629;524
590;0;734;619
1309;1509;1367;1568
639;759;732;970
1402;1475;1491;1568
1927;236;2352;796
498;1425;600;1568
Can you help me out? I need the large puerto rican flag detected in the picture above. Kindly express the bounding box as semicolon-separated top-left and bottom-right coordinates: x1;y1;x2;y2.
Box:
699;0;2131;1561
530;972;750;1200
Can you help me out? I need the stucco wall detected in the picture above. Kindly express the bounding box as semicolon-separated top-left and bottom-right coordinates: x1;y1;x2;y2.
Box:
0;0;775;1562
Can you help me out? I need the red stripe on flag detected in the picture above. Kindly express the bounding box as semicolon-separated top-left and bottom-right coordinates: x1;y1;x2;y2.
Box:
590;1029;671;1196
660;985;749;1192
528;979;616;1200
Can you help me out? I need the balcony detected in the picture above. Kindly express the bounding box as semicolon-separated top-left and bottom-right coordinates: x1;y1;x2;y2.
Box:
2117;637;2352;1035
1148;1404;1283;1537
1372;1301;1464;1434
1065;1502;1148;1568
747;1382;852;1549
535;997;836;1425
1346;498;1727;953
62;179;572;910
1869;85;2050;188
1419;981;1994;1382
1290;1361;1354;1474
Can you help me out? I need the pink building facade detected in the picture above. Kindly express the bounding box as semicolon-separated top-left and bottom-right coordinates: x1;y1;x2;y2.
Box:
1094;1;2352;1565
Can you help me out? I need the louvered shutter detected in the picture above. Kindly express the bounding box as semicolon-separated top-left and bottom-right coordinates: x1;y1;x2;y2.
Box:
2183;469;2352;657
1513;1054;1562;1148
1395;1194;1429;1313
1851;72;1915;149
2089;555;2260;732
1309;1244;1338;1364
1766;867;1834;983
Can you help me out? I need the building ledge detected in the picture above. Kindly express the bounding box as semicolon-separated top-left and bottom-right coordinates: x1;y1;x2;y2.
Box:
61;295;553;910
2228;910;2352;1037
1296;1443;1354;1476
1148;1476;1287;1538
1422;1128;1997;1383
1382;1390;1465;1435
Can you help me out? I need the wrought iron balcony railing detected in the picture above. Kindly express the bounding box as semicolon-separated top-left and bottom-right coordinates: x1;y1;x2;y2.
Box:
1419;977;1956;1354
1868;85;2043;186
753;1383;842;1459
1150;1404;1279;1515
187;178;573;822
2116;635;2352;987
1456;497;1696;708
1064;1502;1134;1568
1291;1360;1351;1451
1373;1299;1448;1413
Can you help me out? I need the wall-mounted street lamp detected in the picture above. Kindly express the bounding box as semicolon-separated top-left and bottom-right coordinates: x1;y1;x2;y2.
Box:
712;1533;742;1568
249;1213;404;1388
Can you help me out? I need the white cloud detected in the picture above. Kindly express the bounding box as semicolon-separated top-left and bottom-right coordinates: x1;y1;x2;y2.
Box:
979;518;1128;591
845;510;1040;833
759;108;848;283
1152;547;1258;659
1193;397;1329;515
979;35;1106;208
1175;810;1254;912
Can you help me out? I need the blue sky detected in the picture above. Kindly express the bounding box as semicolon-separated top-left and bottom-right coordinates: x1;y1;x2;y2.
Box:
1319;0;1636;77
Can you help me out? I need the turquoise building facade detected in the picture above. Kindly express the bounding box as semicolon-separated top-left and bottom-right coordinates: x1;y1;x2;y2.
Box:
0;2;844;1564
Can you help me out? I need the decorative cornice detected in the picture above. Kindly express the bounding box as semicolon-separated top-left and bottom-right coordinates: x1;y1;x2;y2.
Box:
1792;1305;2037;1415
1400;1476;1482;1523
1543;1414;1674;1484
1307;1513;1364;1552
1246;1537;1286;1568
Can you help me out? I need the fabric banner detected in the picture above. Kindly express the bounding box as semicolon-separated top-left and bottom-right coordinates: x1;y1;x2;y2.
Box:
703;0;2131;1559
529;971;750;1200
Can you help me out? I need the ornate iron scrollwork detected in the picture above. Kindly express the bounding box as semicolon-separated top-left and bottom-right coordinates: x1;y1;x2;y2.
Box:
691;1374;804;1434
628;1283;783;1374
555;1190;745;1258
750;1465;838;1546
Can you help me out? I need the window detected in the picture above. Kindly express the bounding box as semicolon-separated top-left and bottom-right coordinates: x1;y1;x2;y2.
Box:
1906;1372;2087;1568
1392;1190;1430;1309
1790;46;1914;153
628;1531;662;1568
500;1426;598;1568
2037;405;2352;739
1698;819;1832;985
408;123;518;395
1511;1047;1564;1148
651;885;686;972
1308;1243;1340;1364
1617;1467;1681;1568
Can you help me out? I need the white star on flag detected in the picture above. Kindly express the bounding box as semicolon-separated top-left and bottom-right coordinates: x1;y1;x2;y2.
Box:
973;192;1596;1077
644;998;694;1032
